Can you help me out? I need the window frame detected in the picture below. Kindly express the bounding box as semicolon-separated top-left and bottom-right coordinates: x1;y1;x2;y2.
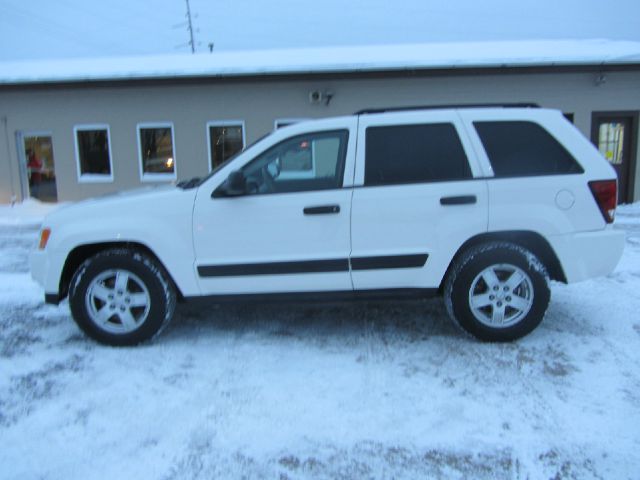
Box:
206;120;246;173
472;120;584;179
136;122;177;182
354;111;484;186
74;124;114;183
363;122;473;187
238;129;350;196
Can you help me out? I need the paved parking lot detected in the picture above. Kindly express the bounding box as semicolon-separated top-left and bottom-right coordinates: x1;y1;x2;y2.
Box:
1;206;639;479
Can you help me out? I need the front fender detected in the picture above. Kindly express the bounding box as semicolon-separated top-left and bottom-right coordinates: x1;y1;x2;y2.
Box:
35;188;201;298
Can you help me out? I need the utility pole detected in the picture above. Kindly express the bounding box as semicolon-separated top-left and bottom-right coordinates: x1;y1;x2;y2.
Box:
185;0;195;53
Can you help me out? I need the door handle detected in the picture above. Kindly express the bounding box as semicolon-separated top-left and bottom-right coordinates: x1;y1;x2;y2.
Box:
303;205;340;215
440;195;477;206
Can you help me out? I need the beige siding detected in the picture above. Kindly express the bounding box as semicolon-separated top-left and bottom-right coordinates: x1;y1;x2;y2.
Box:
1;69;639;203
0;116;19;203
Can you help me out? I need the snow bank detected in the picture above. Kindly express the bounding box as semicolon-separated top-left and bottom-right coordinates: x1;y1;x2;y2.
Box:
0;199;65;226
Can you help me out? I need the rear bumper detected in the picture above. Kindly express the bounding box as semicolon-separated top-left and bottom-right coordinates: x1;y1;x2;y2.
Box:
549;227;625;283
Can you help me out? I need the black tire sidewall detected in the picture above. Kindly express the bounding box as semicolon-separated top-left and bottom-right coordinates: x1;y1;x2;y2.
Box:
449;244;550;342
69;251;172;346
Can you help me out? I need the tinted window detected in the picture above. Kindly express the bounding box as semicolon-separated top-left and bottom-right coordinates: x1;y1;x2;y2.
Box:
138;125;175;176
241;130;348;194
209;124;244;170
365;123;471;186
76;128;111;176
474;121;583;177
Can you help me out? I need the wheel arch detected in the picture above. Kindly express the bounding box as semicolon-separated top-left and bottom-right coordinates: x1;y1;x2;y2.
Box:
440;230;567;292
59;242;184;302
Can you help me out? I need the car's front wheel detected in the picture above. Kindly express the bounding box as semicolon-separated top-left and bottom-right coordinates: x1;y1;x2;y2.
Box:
69;249;176;346
444;242;550;341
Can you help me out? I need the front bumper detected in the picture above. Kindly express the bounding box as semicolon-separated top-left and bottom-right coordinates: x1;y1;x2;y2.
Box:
29;249;60;303
29;249;48;288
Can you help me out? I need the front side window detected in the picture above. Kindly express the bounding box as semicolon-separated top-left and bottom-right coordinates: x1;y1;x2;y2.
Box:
137;123;176;179
365;123;472;186
75;125;113;181
208;123;244;170
241;130;348;194
474;121;583;177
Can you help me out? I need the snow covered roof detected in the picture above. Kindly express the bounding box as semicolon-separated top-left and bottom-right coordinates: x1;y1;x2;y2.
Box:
1;39;640;86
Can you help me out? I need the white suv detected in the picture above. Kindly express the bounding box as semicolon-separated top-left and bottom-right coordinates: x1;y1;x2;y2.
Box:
30;106;625;345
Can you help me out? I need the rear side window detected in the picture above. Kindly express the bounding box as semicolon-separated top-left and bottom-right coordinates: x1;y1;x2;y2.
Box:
365;123;472;186
474;121;583;177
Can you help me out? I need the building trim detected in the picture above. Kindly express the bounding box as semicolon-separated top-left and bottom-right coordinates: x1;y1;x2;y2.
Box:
2;63;640;91
590;110;640;204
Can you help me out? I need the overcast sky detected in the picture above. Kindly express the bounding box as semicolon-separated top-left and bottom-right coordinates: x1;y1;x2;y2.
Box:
2;0;640;62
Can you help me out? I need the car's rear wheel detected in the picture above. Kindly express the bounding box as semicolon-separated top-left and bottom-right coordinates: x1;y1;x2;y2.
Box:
444;242;550;341
69;249;176;346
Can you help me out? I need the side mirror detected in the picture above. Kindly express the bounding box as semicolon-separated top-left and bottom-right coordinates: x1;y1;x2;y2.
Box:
212;170;246;198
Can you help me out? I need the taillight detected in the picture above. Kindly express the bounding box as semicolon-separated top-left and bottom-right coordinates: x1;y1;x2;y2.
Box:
588;180;617;224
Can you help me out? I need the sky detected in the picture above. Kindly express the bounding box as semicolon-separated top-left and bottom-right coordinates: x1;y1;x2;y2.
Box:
1;0;640;61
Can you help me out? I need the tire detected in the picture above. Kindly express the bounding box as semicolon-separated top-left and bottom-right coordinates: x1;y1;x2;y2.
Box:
69;248;176;346
444;242;550;342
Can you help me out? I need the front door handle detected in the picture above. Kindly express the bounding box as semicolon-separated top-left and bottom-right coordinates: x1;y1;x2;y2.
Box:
440;195;477;206
303;205;340;215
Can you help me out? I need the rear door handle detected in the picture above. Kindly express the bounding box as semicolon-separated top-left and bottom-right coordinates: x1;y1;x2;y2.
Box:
440;195;477;206
303;205;340;215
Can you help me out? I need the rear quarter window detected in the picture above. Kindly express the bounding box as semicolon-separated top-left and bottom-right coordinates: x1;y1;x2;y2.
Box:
474;121;584;177
365;123;472;186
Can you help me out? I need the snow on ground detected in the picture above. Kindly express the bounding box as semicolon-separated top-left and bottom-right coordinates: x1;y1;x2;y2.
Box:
0;203;639;479
0;199;65;227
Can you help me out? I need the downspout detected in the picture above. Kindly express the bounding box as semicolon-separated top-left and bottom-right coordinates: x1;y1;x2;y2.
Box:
1;115;17;204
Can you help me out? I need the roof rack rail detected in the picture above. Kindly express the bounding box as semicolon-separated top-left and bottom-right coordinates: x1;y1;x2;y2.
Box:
355;103;540;115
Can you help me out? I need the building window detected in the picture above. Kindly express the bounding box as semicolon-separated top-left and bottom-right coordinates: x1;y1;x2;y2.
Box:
597;122;626;165
74;125;113;182
207;121;245;171
364;123;472;187
137;123;176;181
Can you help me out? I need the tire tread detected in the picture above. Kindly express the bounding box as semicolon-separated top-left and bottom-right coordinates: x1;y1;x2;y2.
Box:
69;248;176;346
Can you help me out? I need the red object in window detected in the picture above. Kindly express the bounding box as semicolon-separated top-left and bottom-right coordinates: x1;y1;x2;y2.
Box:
27;152;43;184
588;179;617;223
